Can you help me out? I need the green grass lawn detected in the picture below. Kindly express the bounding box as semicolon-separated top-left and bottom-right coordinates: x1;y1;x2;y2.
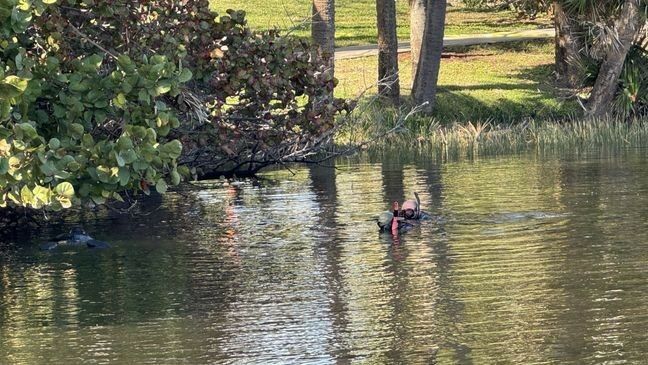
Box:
336;41;577;122
211;1;551;47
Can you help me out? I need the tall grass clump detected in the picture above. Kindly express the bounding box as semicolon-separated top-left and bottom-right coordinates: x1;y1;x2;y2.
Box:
337;103;648;158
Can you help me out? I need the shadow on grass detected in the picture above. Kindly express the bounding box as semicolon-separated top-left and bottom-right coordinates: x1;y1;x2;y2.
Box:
429;64;579;123
445;39;554;54
448;6;505;14
451;19;549;28
432;92;576;123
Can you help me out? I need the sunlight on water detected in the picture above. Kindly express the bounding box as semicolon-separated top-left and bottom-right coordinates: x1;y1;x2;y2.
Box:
2;149;648;364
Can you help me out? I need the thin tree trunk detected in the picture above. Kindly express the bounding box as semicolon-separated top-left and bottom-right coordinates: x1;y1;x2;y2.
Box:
410;0;426;80
412;0;447;114
377;0;401;104
554;1;583;88
587;0;641;118
312;0;335;123
312;0;335;74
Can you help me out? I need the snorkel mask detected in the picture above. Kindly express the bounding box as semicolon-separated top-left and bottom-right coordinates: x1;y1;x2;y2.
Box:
401;200;419;219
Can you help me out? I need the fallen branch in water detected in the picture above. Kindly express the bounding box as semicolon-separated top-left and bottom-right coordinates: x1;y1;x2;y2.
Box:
176;74;416;179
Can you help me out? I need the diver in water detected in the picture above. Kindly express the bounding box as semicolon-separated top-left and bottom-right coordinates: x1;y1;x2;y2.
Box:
377;193;429;234
39;227;111;251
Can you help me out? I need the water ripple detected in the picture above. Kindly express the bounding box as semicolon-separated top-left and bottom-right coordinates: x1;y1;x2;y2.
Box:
2;153;648;363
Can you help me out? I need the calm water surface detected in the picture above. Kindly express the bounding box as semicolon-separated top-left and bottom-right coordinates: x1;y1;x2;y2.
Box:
2;150;648;364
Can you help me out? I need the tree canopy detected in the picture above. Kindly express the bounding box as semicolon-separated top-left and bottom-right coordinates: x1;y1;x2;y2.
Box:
0;0;350;211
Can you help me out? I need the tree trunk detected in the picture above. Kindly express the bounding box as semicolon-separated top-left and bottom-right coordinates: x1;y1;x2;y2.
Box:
587;0;642;118
412;0;447;114
410;0;426;80
312;0;335;75
377;0;401;104
554;1;583;89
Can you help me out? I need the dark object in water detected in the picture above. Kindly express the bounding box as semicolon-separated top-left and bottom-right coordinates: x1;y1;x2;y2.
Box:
377;210;417;234
39;227;111;251
377;202;421;235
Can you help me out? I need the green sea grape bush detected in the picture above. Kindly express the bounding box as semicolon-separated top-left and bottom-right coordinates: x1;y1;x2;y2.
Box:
0;0;350;210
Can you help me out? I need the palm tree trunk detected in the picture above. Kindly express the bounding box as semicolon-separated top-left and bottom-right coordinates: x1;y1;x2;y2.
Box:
554;1;583;89
377;0;401;104
637;22;648;50
586;0;642;118
410;0;426;80
412;0;447;114
312;0;335;74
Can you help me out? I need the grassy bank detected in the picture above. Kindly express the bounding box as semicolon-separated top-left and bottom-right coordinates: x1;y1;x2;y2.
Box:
337;41;578;122
338;103;648;157
211;1;551;47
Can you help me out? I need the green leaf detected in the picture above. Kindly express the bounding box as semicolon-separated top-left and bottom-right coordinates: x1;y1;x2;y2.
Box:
0;139;10;155
20;185;34;206
69;123;85;138
145;128;157;143
138;89;150;104
160;140;182;159
0;75;29;99
112;192;125;203
113;93;127;108
56;196;72;208
16;123;38;140
116;135;134;151
131;126;147;139
48;138;60;149
122;80;133;93
113;150;126;167
7;191;20;205
58;155;75;166
82;133;94;148
155;178;168;194
54;182;75;198
40;161;56;176
178;68;192;83
171;169;181;185
90;196;105;205
156;112;169;127
96;165;112;183
120;149;138;164
67;161;81;171
118;167;130;186
133;160;148;171
155;81;172;95
82;54;103;71
117;55;134;70
33;185;51;205
177;165;191;178
0;158;8;174
0;100;11;120
150;55;167;64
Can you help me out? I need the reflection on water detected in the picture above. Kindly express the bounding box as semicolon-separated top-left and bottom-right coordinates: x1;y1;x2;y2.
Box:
2;149;648;364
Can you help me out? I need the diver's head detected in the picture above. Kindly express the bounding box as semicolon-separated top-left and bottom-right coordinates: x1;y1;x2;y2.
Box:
401;200;419;219
70;227;87;236
70;226;87;235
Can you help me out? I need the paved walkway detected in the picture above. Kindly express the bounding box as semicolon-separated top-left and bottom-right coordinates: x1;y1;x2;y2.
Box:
335;28;555;60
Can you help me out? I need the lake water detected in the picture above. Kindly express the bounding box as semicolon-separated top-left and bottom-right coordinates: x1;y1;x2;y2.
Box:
2;149;648;364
